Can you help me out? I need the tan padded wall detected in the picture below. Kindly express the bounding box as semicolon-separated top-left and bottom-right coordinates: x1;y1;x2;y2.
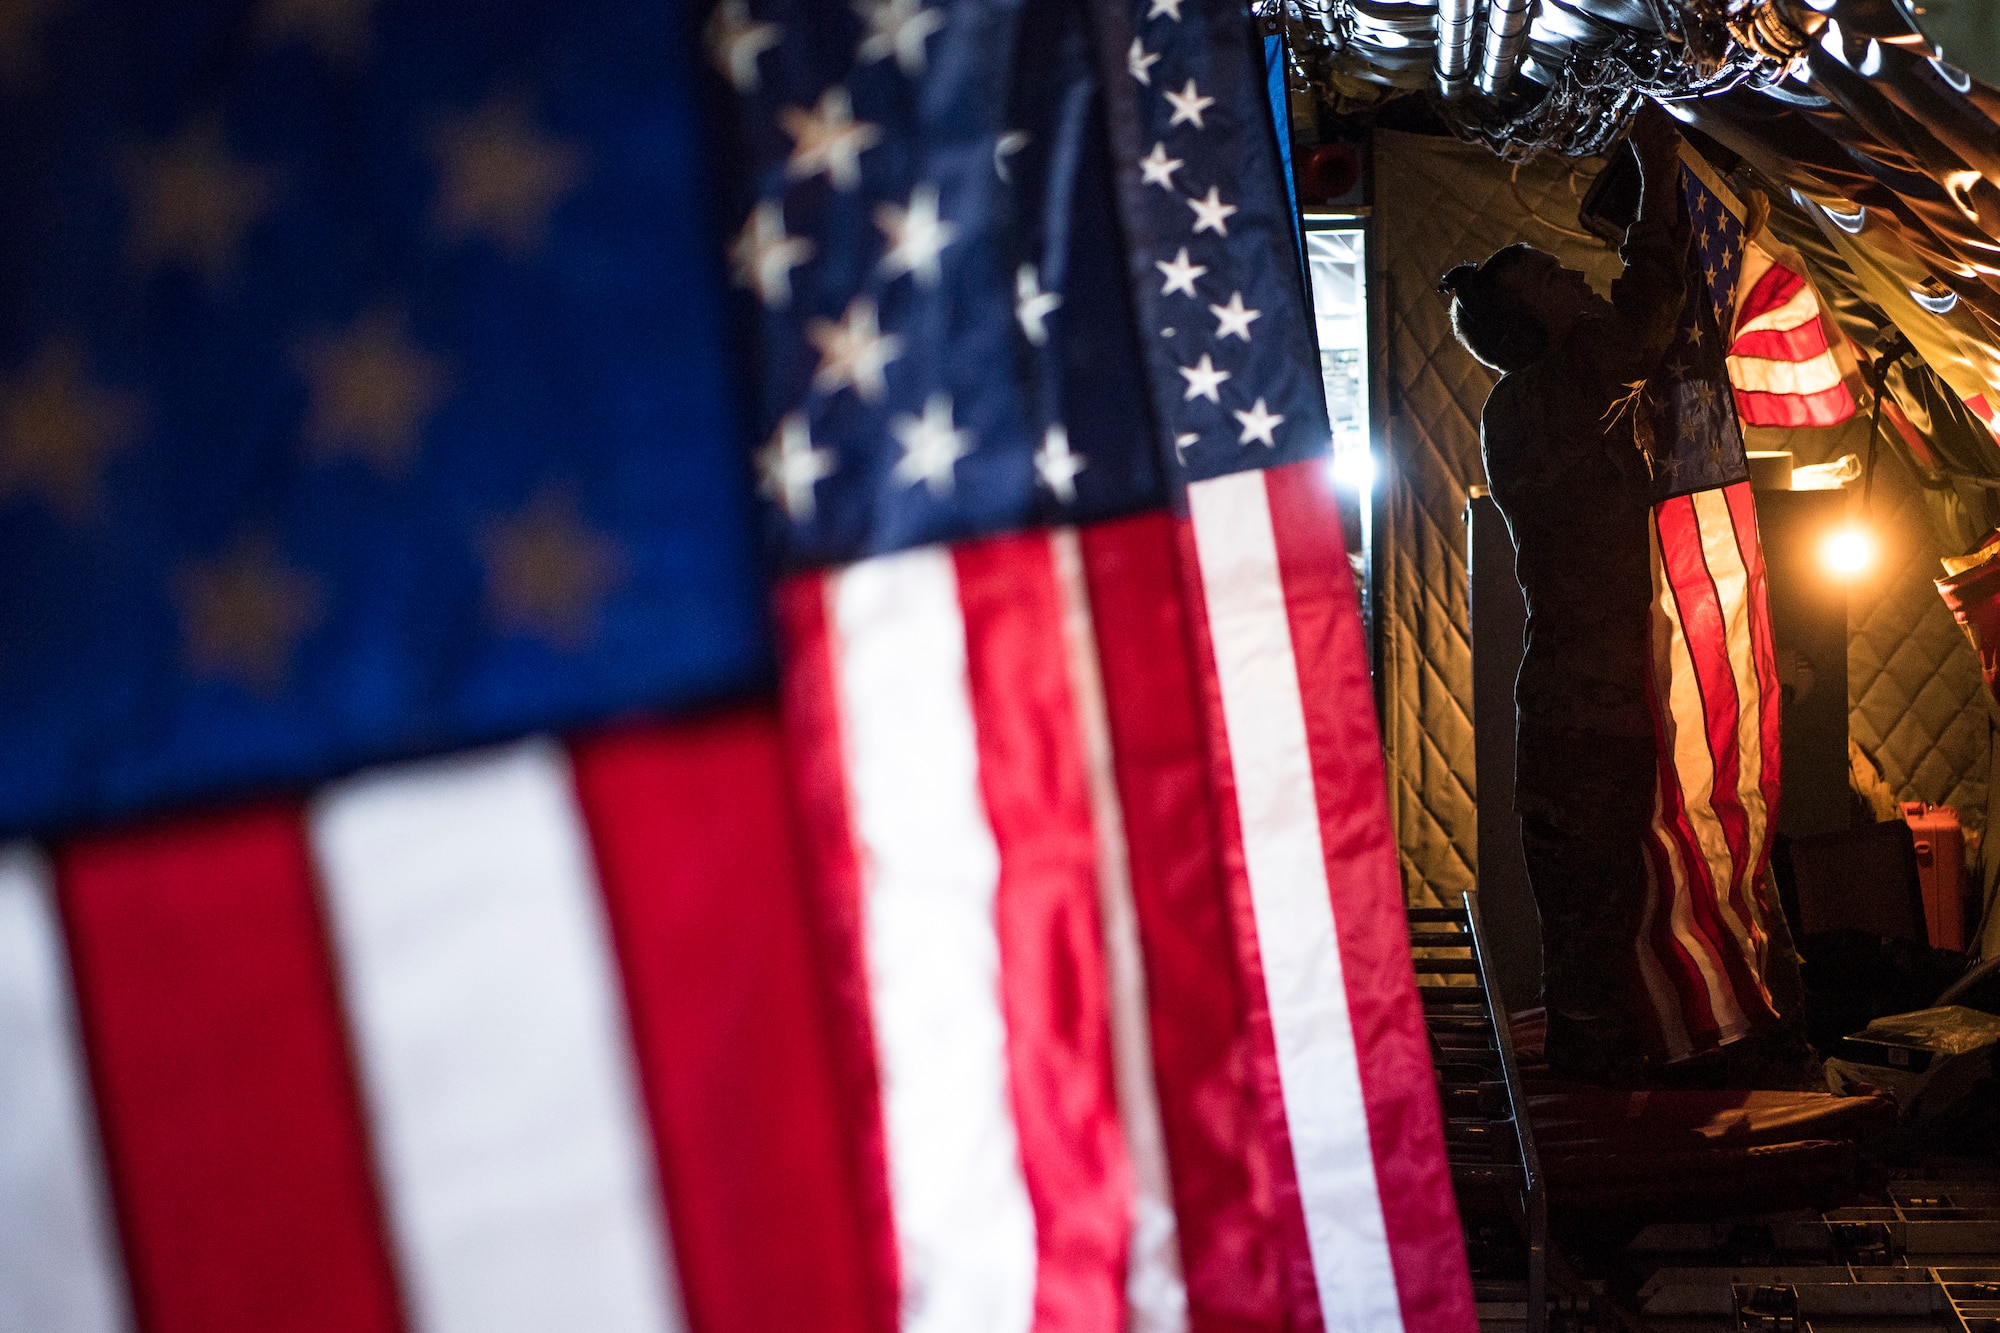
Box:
1372;131;1621;908
1372;132;1998;942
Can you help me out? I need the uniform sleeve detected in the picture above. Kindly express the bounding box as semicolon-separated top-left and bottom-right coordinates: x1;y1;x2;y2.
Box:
1589;174;1692;383
1544;165;1690;393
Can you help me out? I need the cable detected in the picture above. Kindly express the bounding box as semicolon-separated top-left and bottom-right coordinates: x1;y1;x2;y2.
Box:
1509;162;1607;244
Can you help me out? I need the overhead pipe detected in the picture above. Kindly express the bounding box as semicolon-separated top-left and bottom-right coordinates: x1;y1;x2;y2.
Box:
1475;0;1534;97
1435;0;1478;97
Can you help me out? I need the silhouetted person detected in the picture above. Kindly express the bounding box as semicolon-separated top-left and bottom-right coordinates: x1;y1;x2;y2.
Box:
1440;107;1688;1083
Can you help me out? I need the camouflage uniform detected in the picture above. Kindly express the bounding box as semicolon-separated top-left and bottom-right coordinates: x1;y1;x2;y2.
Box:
1482;205;1687;1082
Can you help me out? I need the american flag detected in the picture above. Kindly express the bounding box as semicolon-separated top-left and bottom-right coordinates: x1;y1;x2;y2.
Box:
1;3;863;1331
1726;246;1859;429
1632;149;1787;1061
725;0;1471;1329
1;2;1475;1332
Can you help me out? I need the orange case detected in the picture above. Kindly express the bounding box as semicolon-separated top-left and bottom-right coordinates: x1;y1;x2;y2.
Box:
1902;801;1969;953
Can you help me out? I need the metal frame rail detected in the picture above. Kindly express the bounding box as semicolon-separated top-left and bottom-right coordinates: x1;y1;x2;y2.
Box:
1411;892;1547;1333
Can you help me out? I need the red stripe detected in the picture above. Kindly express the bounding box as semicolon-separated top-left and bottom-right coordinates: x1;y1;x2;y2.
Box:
1730;383;1856;427
1654;499;1763;1014
1264;461;1476;1333
1689;494;1780;988
1638;689;1728;1048
55;806;405;1333
1079;512;1291;1333
771;574;902;1333
1969;394;2000;447
1730;323;1829;363
1734;264;1804;332
1641;506;1728;1048
1661;500;1758;944
954;534;1132;1333
1173;512;1324;1333
570;711;878;1333
1724;483;1785;973
1647;498;1776;1047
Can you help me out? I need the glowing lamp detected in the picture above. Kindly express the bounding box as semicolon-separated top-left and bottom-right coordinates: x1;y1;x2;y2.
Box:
1329;448;1375;493
1820;524;1875;578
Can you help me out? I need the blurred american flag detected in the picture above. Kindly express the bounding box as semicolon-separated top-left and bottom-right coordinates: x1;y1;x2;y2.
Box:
0;1;1475;1331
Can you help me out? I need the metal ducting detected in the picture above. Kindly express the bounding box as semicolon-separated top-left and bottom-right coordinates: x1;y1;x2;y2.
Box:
1435;0;1478;97
1475;0;1534;97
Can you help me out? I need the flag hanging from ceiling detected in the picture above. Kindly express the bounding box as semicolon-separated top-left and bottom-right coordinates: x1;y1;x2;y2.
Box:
6;717;879;1333
0;0;1476;1329
1643;148;1752;504
1726;245;1859;429
716;0;1473;1326
1634;151;1786;1061
0;0;772;840
1091;5;1473;1329
0;4;875;1332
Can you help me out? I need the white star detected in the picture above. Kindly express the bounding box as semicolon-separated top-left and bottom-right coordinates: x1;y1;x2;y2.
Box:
994;130;1029;181
1015;264;1062;345
1164;79;1215;130
756;412;836;519
1034;423;1087;503
1148;0;1183;17
891;393;973;495
1128;37;1161;85
1174;431;1198;464
706;0;781;92
807;297;904;400
1155;246;1206;298
855;0;945;76
1178;353;1230;403
1138;141;1183;190
875;184;956;286
1208;290;1261;341
1187;186;1237;236
780;87;882;191
730;201;813;308
1233;397;1284;447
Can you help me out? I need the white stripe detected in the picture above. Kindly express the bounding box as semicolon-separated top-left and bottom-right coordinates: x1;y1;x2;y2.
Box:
1727;351;1844;397
1648;519;1751;1041
1691;491;1776;984
1685;491;1759;955
1050;529;1188;1333
1633;833;1695;1060
1732;242;1779;329
828;551;1037;1333
310;741;685;1333
1734;281;1821;337
0;845;129;1333
1187;472;1402;1333
1645;810;1738;1055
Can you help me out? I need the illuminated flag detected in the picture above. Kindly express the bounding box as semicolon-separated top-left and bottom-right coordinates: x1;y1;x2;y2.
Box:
1727;247;1859;428
1635;151;1787;1060
0;0;1477;1330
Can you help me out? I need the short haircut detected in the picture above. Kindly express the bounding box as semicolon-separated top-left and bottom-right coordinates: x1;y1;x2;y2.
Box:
1438;244;1549;373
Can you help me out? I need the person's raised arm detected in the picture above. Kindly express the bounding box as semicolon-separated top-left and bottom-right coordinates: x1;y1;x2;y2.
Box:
1604;102;1691;375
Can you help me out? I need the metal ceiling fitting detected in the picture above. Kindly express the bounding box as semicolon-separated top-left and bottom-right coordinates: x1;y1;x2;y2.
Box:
1476;0;1535;96
1262;0;1814;158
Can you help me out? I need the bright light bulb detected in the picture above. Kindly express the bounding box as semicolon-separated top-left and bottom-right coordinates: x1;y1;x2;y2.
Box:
1329;448;1375;493
1821;525;1875;578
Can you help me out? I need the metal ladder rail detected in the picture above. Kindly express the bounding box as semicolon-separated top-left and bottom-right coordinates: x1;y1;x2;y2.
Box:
1410;893;1547;1333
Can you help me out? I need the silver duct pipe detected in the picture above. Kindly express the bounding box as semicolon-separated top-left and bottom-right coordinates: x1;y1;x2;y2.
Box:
1474;0;1533;97
1435;0;1478;98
